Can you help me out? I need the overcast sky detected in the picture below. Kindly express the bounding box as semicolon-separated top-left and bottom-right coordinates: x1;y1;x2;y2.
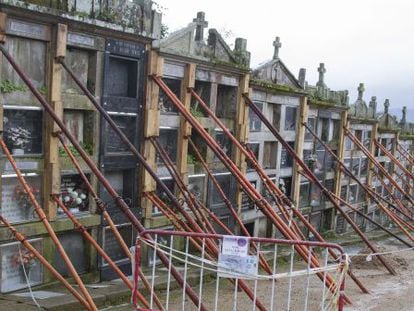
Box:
157;0;414;116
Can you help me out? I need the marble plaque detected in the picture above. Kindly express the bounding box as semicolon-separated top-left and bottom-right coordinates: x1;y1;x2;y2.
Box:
102;225;132;265
67;32;95;48
7;19;50;41
0;239;43;293
1;175;40;223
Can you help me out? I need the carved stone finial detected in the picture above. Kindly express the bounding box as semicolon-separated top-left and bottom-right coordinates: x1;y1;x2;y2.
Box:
316;63;326;87
234;38;247;52
298;68;306;88
402;106;407;124
273;36;282;59
357;83;365;100
193;11;208;41
369;96;377;116
384;99;390;114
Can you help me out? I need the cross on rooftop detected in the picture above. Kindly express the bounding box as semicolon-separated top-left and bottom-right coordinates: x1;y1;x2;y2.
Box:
317;63;326;86
402;106;407;123
357;83;365;100
384;99;390;113
193;11;208;42
273;37;282;59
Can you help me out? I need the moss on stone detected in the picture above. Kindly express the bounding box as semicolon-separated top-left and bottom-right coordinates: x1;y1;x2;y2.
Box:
250;78;306;95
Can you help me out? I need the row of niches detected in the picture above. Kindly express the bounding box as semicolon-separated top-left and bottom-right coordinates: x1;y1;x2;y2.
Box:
0;172;91;223
1;108;95;157
159;77;238;120
249;102;298;132
246;141;295;171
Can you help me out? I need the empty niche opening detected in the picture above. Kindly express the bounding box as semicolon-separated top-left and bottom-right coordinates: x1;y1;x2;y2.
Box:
3;108;43;156
62;47;93;94
107;56;138;98
156;129;178;167
191;81;211;117
280;142;295;169
271;104;282;130
159;78;180;114
249;102;263;132
246;142;260;171
284;106;297;131
153;178;175;214
188;131;207;174
263;141;277;169
216;84;237;119
279;176;292;198
61;109;94;155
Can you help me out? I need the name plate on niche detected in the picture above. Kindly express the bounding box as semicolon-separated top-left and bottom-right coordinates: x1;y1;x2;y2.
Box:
106;39;144;58
0;239;43;293
67;32;95;48
7;19;50;41
102;225;132;265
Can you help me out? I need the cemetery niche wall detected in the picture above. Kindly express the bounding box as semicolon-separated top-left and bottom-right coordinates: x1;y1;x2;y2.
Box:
145;11;251;234
249;36;306;237
0;0;161;290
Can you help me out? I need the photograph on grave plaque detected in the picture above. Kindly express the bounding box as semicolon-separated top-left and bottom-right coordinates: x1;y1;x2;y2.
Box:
0;238;43;293
3;109;43;155
105;115;136;153
58;174;89;214
1;175;41;223
102;224;133;265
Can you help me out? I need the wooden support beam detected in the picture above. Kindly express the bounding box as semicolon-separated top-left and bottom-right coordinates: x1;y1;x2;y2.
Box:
0;12;6;43
234;74;250;228
292;96;308;206
44;23;67;220
333;109;348;231
176;63;195;183
142;51;163;221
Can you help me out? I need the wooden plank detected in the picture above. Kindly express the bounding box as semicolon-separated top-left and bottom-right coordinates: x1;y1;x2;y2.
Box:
0;12;6;43
43;23;67;220
234;73;250;226
142;51;163;220
177;63;195;181
292;96;308;205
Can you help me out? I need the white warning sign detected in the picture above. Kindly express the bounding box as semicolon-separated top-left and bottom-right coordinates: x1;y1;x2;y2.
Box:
221;236;249;257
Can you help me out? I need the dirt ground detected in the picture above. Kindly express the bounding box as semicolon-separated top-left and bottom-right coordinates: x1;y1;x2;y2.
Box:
107;236;414;310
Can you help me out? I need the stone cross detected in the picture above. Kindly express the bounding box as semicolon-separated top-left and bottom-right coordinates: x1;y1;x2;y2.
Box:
357;83;365;100
317;63;326;87
298;68;306;88
193;12;208;42
384;99;390;114
273;36;282;59
402;106;407;123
